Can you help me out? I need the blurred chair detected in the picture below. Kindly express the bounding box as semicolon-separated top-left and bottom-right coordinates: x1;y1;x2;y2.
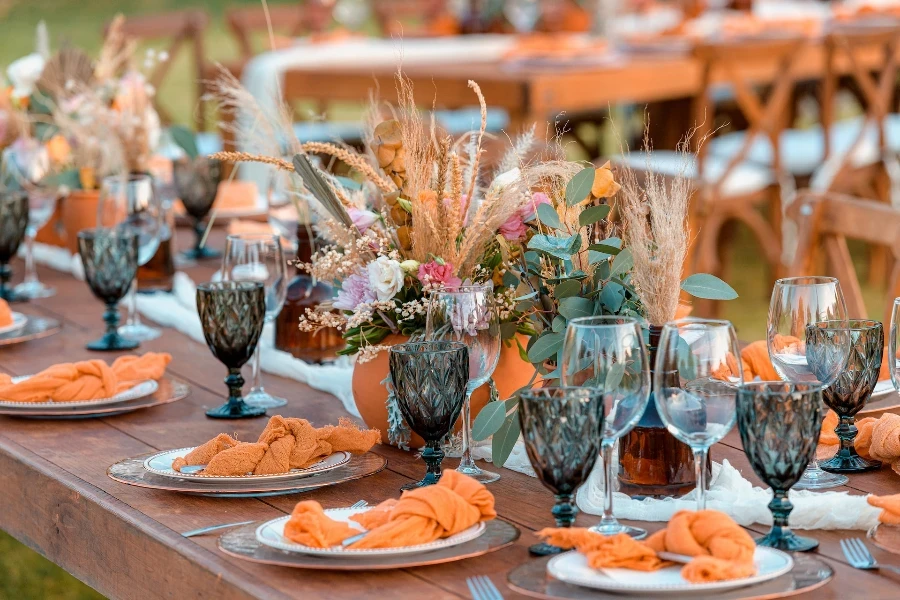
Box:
226;2;333;62
109;10;209;130
788;190;900;326
372;0;458;37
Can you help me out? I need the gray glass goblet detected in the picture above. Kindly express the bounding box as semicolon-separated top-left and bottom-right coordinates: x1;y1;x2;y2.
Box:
196;281;267;419
389;341;469;490
809;319;883;473
737;382;822;552
77;228;139;352
519;386;605;556
174;157;222;261
0;191;30;302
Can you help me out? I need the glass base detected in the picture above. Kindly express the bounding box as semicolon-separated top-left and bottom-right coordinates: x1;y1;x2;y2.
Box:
14;280;55;299
244;389;288;409
206;400;267;419
457;463;501;484
755;529;819;552
182;246;221;261
529;542;565;556
400;473;441;491
820;454;881;473
119;323;162;342
0;288;29;303
87;332;139;352
793;465;849;489
589;522;648;540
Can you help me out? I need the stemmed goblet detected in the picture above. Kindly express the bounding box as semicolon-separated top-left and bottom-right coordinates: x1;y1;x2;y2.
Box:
196;281;268;419
519;386;605;556
811;320;883;473
389;341;470;490
737;382;823;551
561;316;650;539
655;318;742;510
767;276;850;489
76;228;139;351
173;156;223;261
97;174;162;342
0;191;29;302
890;298;900;393
426;283;501;484
15;187;58;299
222;233;288;409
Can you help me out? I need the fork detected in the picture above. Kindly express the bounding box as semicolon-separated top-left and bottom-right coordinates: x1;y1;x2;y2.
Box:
182;500;369;538
466;575;504;600
840;538;900;575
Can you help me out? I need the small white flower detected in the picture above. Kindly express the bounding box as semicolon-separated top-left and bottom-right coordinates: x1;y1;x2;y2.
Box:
366;256;404;302
6;53;45;100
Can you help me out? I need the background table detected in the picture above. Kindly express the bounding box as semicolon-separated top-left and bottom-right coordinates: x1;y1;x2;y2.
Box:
0;231;898;599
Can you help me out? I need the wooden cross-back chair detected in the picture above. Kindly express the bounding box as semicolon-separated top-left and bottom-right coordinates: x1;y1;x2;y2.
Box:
226;2;333;63
788;190;900;326
108;10;209;130
372;0;455;38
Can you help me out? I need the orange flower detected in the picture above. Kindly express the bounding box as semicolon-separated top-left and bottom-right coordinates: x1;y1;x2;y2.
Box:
591;161;621;199
46;135;71;166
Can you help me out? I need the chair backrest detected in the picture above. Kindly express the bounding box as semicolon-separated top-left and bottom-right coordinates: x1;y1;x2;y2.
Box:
372;0;453;38
109;10;209;130
226;3;332;61
691;36;809;197
787;189;900;325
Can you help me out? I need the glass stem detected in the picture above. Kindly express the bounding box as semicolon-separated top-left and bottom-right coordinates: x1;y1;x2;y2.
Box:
599;441;619;529
250;341;263;392
694;447;708;511
23;226;38;285
125;280;141;327
552;493;578;527
769;490;793;538
458;390;475;470
836;416;858;459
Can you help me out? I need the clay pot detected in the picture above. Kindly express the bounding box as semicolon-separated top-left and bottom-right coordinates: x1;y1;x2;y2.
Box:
352;333;536;447
59;189;101;253
34;201;67;248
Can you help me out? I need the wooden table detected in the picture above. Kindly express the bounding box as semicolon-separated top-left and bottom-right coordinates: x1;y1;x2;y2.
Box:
1;232;899;599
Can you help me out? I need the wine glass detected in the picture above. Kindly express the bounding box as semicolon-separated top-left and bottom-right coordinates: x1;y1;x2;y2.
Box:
504;0;542;33
767;276;850;489
890;298;900;393
561;316;650;539
389;341;470;490
173;156;222;261
0;191;29;302
655;318;742;511
14;187;57;299
222;233;288;409
425;283;501;484
97;174;162;342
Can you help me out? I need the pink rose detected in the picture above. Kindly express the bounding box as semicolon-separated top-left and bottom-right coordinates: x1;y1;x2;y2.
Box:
499;192;552;241
521;192;551;221
348;207;378;233
333;270;376;311
417;260;462;288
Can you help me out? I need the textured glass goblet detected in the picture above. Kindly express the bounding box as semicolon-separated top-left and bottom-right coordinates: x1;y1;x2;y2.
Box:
0;191;30;302
77;229;139;352
737;382;822;552
809;319;883;473
174;157;222;260
389;341;470;490
519;386;605;556
196;281;267;419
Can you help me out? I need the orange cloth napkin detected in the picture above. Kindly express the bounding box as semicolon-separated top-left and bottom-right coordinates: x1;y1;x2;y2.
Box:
0;299;12;327
283;470;496;549
0;353;171;403
817;411;900;474
868;494;900;526
539;510;757;584
172;415;380;476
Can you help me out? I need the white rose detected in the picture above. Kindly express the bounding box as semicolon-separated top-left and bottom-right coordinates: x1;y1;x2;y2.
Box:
7;53;46;100
367;256;404;301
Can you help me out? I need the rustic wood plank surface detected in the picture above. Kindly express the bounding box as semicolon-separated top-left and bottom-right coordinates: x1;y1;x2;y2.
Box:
0;230;899;599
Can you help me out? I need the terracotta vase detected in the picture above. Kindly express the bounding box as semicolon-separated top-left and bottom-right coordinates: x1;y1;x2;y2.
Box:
352;333;536;447
59;189;101;253
33;202;67;248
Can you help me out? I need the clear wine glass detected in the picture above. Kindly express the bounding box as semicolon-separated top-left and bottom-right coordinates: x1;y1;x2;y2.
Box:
891;298;900;394
426;283;501;484
222;233;288;409
14;187;57;299
97;174;162;342
504;0;542;33
655;318;742;510
561;316;650;539
767;276;850;489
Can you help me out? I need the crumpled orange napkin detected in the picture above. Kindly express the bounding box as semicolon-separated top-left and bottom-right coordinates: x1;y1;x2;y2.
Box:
0;352;171;403
818;412;900;473
539;510;757;584
0;298;12;327
172;415;380;476
868;494;900;525
283;470;496;549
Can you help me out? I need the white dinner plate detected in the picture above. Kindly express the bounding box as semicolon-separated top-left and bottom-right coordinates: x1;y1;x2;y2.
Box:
0;378;158;408
547;546;794;595
0;312;27;335
143;448;351;483
870;379;894;399
255;507;487;558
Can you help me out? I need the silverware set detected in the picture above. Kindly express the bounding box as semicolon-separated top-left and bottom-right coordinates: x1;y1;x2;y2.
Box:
466;575;503;600
840;537;900;575
182;499;368;538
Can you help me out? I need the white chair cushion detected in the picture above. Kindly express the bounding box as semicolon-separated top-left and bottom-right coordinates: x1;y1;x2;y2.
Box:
613;150;775;197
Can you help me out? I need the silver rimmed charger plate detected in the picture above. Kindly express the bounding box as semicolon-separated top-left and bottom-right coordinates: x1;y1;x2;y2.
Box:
507;553;834;600
0;312;27;335
0;378;188;418
219;518;519;570
0;378;158;408
109;451;387;497
0;315;61;346
143;448;351;483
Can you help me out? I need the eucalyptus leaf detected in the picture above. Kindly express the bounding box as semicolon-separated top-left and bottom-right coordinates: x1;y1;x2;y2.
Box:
608;247;634;280
502;270;519;288
500;322;519;340
492;414;521;468
551;315;567;333
558;297;593;320
605;362;626;390
681;273;739;300
536;203;562;229
554;279;581;298
566;166;595;206
579;204;611;227
169;124;199;159
527;233;581;260
527;332;564;363
587;243;622;256
472;401;508;441
600;281;625;312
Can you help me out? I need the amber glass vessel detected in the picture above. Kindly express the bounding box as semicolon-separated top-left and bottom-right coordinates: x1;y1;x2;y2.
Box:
137;212;175;292
618;325;708;499
274;224;343;362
